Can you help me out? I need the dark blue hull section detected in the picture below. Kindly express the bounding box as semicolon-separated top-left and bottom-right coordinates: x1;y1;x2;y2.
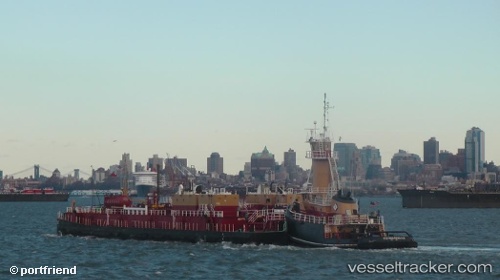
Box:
0;193;69;202
398;189;500;208
57;220;289;245
285;209;417;249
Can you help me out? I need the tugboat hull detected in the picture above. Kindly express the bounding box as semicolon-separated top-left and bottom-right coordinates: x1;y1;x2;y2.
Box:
285;209;417;249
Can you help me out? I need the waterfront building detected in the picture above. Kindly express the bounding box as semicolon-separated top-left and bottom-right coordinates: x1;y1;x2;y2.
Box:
417;164;443;185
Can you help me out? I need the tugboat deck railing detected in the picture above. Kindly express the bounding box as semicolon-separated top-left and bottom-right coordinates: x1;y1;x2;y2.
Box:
65;207;287;221
306;150;332;159
290;211;383;225
66;206;225;217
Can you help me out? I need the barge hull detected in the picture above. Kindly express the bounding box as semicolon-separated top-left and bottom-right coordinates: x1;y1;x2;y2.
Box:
398;189;500;208
0;193;69;202
57;220;289;245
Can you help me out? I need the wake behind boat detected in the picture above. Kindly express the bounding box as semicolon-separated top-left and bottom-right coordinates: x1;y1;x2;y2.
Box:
285;94;417;249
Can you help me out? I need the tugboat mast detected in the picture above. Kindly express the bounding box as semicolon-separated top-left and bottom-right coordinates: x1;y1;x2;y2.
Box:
322;92;332;138
306;93;341;197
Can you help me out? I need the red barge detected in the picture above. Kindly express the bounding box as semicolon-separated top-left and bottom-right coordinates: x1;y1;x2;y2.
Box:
57;185;289;245
0;188;69;202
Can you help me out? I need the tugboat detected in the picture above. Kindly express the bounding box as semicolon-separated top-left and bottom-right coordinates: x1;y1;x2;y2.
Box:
57;169;288;245
285;94;417;249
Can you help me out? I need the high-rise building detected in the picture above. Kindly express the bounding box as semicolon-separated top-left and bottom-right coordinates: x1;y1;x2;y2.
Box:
207;152;224;175
251;146;275;181
284;148;299;182
135;162;144;172
284;148;297;168
34;165;40;181
53;168;61;178
465;127;485;174
360;146;381;178
439;149;466;176
333;143;358;177
423;137;439;164
243;162;251;179
390;150;422;181
148;154;164;171
120;153;133;175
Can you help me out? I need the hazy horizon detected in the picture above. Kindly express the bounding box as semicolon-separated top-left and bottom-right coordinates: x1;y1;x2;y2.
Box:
1;1;499;177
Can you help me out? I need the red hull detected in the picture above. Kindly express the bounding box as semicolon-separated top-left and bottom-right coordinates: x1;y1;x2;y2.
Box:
58;205;287;244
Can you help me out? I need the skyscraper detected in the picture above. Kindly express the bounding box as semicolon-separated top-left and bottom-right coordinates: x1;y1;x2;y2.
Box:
207;152;224;175
148;154;164;171
360;146;381;179
284;148;296;168
465;127;485;174
333;143;358;177
120;153;133;175
251;146;275;181
423;137;439;164
284;148;298;182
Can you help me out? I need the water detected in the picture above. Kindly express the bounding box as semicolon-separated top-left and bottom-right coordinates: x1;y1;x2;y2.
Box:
1;196;499;279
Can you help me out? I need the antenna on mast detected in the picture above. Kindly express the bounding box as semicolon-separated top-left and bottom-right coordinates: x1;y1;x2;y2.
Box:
322;93;333;137
304;121;318;141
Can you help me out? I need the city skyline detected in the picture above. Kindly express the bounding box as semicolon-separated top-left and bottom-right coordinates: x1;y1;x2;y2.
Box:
0;128;494;179
1;1;499;176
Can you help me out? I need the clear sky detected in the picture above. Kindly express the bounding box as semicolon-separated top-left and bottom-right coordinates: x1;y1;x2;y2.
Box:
1;1;499;177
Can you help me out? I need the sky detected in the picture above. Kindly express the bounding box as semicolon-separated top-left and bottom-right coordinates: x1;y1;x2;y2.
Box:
1;1;499;177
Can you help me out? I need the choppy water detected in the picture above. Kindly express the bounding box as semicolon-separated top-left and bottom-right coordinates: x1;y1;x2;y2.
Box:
1;196;499;279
